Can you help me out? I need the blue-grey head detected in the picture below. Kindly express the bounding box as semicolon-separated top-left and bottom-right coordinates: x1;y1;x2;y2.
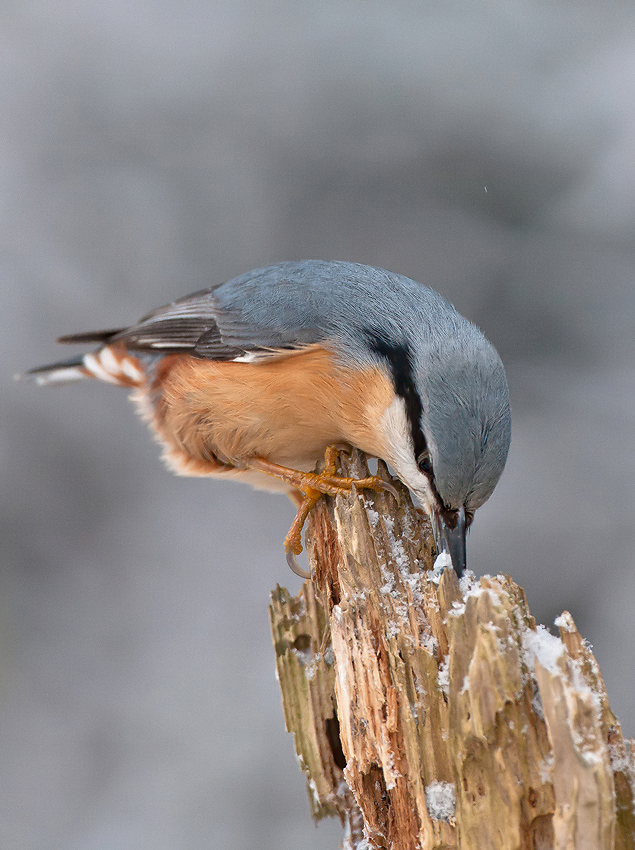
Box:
365;323;511;576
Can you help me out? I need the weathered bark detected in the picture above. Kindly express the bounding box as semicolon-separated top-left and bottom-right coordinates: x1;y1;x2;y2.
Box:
269;450;635;850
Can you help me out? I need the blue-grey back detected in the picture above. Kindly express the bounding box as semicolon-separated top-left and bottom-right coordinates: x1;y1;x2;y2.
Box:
212;260;468;363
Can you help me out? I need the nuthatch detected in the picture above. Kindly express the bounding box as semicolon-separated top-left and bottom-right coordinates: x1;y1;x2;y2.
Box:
27;260;511;577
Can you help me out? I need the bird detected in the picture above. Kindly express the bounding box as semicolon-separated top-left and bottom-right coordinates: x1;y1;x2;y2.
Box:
25;260;511;578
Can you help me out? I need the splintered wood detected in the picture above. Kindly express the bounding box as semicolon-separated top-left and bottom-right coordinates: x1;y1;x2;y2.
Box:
269;451;635;850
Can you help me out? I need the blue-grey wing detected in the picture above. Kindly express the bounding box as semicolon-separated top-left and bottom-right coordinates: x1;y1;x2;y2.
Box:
115;302;241;360
112;261;346;359
110;260;455;360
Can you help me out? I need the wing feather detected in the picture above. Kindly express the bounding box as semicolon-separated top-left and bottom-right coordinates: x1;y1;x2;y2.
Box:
109;265;331;360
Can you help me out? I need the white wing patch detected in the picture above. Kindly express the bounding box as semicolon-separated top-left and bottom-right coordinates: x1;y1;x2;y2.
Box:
231;343;324;364
231;352;262;363
143;340;193;349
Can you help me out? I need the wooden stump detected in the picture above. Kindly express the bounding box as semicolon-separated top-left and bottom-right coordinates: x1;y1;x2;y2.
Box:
269;450;635;850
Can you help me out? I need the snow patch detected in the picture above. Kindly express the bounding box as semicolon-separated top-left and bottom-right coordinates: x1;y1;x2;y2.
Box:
381;739;400;790
448;599;466;618
365;506;380;528
424;781;456;822
292;646;313;668
437;658;450;696
430;552;452;584
522;625;565;676
554;613;574;632
608;740;635;774
420;631;438;655
307;777;321;809
378;557;413;634
531;684;544;720
383;516;410;573
538;754;554;783
458;569;478;594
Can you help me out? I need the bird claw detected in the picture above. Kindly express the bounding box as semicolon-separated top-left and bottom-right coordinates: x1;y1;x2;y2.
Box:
286;549;312;579
248;449;400;579
379;480;400;501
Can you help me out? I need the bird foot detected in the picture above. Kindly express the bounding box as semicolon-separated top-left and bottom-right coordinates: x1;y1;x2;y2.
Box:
248;446;397;578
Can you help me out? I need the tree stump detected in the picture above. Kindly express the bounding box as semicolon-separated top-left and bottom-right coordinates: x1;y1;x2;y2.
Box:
269;450;635;850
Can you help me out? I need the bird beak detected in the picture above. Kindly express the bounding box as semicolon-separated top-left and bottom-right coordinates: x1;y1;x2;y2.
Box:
432;505;466;576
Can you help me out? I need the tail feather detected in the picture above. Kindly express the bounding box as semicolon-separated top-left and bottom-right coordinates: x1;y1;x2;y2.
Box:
57;328;125;345
21;342;147;387
19;329;128;384
20;355;90;385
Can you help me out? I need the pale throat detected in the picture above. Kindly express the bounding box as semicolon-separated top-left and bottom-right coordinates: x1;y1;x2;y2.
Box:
378;396;436;515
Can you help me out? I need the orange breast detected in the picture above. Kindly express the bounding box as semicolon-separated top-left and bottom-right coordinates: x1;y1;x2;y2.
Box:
133;346;394;478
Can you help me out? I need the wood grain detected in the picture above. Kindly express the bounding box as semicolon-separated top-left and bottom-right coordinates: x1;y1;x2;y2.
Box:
269;450;635;849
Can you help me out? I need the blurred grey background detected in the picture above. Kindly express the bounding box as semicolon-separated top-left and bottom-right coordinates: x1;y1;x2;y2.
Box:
3;0;635;847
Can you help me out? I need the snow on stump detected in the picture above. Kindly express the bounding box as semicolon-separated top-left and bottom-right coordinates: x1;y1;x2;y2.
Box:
269;450;635;850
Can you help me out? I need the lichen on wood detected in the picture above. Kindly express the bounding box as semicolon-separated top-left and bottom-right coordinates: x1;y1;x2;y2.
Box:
269;449;635;850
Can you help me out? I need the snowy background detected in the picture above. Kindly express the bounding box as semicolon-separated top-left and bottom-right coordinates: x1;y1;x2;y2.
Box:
3;1;635;847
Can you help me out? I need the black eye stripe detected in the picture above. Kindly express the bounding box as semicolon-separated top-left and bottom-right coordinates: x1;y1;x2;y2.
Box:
363;329;428;464
363;330;457;511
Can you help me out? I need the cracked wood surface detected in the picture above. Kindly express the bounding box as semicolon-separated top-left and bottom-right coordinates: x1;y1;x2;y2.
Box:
269;450;635;850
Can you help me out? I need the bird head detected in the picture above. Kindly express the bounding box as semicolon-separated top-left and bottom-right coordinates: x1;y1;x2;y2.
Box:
375;330;511;576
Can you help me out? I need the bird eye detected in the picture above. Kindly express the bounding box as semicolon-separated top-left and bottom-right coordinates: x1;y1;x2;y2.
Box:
417;451;433;475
